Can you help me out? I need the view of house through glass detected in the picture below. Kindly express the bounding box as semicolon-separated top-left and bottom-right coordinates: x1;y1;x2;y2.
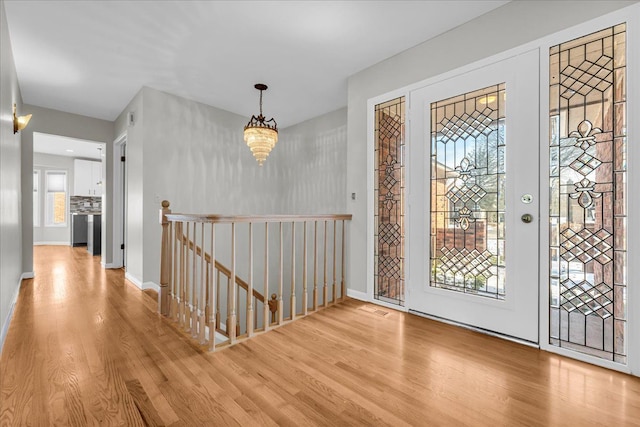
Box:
549;24;627;363
374;97;405;306
429;84;506;299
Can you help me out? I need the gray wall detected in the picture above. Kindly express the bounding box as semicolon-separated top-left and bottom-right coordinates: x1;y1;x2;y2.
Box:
0;0;23;350
278;107;347;214
345;0;638;294
115;90;144;283
117;87;283;287
33;152;74;244
21;105;114;275
267;107;348;316
114;87;348;292
142;87;286;286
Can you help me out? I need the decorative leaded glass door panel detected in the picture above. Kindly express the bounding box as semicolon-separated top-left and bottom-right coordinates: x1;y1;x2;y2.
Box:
408;51;539;342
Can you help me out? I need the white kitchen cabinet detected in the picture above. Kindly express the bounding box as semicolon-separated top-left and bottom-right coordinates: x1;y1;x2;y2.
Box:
91;161;103;196
74;159;103;196
73;159;92;196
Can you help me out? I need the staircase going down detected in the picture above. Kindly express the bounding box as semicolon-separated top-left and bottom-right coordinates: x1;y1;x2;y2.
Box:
158;201;352;350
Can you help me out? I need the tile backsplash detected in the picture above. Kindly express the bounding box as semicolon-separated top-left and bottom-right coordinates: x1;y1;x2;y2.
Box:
70;196;102;213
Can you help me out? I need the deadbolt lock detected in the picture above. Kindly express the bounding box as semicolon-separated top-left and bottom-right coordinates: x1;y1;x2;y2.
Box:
521;214;534;224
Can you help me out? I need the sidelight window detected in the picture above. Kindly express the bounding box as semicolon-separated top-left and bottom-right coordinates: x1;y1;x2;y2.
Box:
549;24;627;363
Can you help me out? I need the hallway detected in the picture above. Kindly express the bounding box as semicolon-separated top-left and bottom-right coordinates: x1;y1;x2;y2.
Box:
1;246;640;425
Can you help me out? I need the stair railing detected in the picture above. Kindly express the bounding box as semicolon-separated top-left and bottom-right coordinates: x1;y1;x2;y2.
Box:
159;201;352;350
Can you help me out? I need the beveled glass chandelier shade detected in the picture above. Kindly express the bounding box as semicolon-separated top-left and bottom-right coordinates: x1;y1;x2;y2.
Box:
244;84;278;166
244;124;278;166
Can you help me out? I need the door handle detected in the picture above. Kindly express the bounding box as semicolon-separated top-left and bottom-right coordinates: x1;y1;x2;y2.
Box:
521;214;533;223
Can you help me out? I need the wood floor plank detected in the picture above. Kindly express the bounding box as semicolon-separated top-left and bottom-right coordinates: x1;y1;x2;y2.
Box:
125;379;164;427
2;246;640;426
0;306;36;427
231;339;398;425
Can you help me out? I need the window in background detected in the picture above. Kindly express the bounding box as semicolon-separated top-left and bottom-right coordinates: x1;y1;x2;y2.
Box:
45;170;67;227
33;170;40;227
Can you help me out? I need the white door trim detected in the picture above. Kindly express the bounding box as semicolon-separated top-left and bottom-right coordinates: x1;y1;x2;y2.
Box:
111;132;127;269
625;0;640;379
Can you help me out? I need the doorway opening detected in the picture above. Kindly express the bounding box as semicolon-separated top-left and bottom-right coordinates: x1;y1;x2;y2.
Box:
32;132;105;257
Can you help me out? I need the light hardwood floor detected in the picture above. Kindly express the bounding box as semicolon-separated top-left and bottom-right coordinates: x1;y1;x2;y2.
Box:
2;246;640;426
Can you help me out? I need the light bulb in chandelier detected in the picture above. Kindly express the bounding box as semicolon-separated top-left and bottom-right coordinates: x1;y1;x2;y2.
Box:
244;83;278;166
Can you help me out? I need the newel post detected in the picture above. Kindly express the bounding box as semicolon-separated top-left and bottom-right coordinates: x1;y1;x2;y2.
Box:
159;200;172;316
268;293;278;324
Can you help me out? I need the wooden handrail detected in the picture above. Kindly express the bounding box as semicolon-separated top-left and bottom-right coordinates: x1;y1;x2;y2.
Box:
159;201;352;351
177;231;265;303
166;213;352;223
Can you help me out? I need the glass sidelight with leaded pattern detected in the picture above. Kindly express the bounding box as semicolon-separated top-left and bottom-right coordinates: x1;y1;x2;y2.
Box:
374;97;405;306
549;24;627;363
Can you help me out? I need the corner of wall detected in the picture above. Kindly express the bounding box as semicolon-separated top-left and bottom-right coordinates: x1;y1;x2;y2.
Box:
1;0;25;354
0;275;27;357
346;288;368;302
142;282;160;292
124;271;143;289
124;272;159;293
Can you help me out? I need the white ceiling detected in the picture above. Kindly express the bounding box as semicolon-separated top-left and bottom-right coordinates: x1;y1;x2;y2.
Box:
33;132;105;160
5;1;508;128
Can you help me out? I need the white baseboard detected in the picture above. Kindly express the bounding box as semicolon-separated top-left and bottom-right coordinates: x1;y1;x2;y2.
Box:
21;271;35;279
125;272;143;289
346;289;368;301
346;289;408;312
102;262;122;269
34;241;69;246
143;281;160;292
0;275;26;356
124;273;159;293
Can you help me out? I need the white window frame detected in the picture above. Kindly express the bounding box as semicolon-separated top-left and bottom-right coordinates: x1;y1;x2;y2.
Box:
44;170;68;228
536;4;639;377
33;169;40;227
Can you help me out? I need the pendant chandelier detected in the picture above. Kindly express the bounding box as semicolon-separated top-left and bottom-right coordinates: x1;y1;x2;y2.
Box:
244;83;278;166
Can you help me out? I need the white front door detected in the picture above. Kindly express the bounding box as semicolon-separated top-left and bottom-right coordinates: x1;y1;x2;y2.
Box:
407;50;540;343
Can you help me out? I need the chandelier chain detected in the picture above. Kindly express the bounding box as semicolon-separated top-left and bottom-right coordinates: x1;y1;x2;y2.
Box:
259;89;264;117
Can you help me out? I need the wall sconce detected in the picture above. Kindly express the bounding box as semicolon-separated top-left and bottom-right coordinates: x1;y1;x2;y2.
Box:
13;104;32;134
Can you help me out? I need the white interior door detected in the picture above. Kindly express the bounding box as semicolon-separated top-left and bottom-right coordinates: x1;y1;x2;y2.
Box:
407;50;540;343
